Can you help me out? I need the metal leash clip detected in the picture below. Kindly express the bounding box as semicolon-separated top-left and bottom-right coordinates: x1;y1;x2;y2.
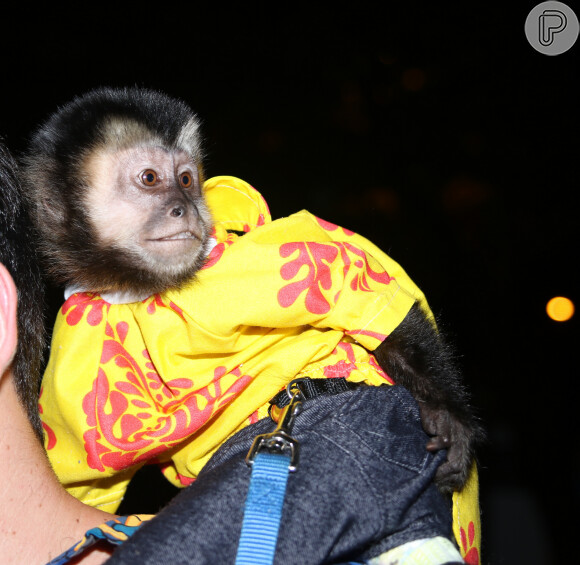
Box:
245;379;305;472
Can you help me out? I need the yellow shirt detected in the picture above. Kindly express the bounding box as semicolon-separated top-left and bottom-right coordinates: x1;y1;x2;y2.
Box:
40;177;480;562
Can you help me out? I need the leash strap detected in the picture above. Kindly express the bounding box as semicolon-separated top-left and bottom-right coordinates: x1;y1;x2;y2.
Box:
237;378;357;564
269;377;359;409
236;384;304;565
235;452;292;565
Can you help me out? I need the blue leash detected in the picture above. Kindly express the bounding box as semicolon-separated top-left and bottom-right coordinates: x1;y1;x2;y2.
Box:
235;383;303;565
235;452;292;565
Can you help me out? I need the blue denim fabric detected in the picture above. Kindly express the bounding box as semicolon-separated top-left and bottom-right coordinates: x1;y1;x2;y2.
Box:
106;385;452;564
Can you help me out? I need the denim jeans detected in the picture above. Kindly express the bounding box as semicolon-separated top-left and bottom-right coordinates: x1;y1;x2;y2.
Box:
106;385;452;564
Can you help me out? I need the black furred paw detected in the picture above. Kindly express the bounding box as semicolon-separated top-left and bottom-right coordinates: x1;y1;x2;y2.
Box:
419;403;483;493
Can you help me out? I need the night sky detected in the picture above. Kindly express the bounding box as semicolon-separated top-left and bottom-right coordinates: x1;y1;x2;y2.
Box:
1;4;578;563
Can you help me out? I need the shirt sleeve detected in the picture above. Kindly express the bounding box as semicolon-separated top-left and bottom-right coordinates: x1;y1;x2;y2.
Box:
176;210;429;351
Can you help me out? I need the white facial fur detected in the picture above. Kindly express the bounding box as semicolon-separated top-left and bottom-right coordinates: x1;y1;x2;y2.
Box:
84;145;211;275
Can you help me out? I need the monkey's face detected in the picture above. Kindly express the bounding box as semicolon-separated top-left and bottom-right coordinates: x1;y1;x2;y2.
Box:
83;145;213;292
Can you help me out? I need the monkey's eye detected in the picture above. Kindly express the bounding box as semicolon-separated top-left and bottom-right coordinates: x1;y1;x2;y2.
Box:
141;169;158;186
179;172;193;189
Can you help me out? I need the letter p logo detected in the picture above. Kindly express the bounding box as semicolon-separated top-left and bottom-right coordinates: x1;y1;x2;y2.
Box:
539;10;567;45
526;2;579;55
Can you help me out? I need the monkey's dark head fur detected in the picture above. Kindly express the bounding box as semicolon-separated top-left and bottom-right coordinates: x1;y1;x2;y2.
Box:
22;87;213;297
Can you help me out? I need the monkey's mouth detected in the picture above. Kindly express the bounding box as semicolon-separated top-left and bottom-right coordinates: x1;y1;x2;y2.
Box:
157;231;198;241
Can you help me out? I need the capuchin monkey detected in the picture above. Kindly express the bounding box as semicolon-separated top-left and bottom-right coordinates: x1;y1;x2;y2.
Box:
22;87;483;493
23;89;212;298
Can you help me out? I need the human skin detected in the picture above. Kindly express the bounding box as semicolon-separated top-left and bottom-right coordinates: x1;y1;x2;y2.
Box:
0;263;114;564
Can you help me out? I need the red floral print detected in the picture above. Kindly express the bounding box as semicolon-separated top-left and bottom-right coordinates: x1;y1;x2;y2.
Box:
175;472;195;486
460;521;480;565
63;293;110;327
368;355;394;384
342;243;395;290
278;240;396;315
202;233;237;270
346;329;388;342
81;319;254;472
324;342;358;378
315;216;355;236
144;294;186;321
278;242;338;314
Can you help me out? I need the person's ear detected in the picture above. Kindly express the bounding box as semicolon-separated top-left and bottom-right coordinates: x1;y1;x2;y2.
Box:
0;263;17;375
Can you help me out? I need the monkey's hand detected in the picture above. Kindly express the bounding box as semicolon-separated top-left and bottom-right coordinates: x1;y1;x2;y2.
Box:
373;303;485;494
419;403;478;493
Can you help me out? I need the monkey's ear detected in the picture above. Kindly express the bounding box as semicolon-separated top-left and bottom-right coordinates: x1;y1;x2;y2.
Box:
0;263;17;376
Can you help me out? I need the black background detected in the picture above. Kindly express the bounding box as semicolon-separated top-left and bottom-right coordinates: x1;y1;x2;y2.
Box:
1;3;578;563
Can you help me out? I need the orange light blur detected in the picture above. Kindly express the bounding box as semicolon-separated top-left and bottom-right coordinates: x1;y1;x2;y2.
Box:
546;296;575;322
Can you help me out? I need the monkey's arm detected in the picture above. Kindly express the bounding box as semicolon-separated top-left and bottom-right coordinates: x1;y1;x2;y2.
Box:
373;303;485;493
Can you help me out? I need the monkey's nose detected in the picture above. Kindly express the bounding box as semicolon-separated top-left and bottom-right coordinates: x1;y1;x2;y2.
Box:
170;207;184;218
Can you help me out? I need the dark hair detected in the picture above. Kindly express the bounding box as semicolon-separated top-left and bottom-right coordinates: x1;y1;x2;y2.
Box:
0;139;45;438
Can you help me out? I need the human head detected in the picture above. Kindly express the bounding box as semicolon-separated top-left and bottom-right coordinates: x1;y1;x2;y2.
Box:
0;139;45;437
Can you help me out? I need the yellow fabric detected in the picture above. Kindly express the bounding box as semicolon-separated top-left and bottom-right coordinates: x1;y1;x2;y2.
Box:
204;174;272;234
39;176;480;561
452;463;482;564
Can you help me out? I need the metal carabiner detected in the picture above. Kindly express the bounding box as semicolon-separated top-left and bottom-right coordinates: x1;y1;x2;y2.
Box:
245;385;304;472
